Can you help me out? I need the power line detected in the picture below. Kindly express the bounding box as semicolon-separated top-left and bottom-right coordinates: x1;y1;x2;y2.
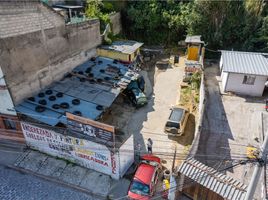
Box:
113;159;254;200
0;131;251;162
0;134;255;198
0;116;252;149
0;129;251;161
0;136;238;156
1;148;252;163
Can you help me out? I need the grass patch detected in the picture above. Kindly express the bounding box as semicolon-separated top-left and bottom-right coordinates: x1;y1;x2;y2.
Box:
179;71;201;113
179;85;199;113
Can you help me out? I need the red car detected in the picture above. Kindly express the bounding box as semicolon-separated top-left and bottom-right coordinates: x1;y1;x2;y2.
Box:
128;155;162;200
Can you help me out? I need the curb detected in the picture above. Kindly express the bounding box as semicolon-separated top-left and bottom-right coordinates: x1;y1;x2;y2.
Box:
6;164;107;200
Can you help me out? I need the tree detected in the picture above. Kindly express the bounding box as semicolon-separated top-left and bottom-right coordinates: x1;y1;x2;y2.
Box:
85;0;114;31
187;0;268;53
123;0;268;52
125;0;190;44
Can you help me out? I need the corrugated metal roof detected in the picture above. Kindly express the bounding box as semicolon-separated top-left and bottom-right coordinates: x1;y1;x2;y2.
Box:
178;158;247;200
99;40;143;54
185;35;204;44
15;56;140;126
221;50;268;76
53;5;83;9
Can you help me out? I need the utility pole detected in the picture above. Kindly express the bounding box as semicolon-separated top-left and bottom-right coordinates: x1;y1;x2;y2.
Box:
245;132;268;200
172;146;177;172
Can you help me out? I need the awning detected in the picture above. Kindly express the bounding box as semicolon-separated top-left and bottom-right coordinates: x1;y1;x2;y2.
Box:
178;158;247;200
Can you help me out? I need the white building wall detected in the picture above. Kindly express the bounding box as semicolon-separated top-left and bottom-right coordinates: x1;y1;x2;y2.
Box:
219;56;223;71
21;122;121;179
0;67;16;116
225;73;267;96
118;135;134;177
221;71;229;92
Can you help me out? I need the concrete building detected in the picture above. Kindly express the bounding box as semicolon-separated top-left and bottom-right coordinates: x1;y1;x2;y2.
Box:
0;0;121;142
97;40;143;63
220;50;268;96
0;0;132;179
0;67;23;142
16;56;138;179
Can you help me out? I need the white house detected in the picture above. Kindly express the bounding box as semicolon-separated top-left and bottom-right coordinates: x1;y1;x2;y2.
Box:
220;50;268;96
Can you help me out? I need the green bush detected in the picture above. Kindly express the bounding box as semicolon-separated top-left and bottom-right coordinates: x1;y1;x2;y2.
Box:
104;37;112;45
124;0;268;51
85;0;114;32
191;71;201;92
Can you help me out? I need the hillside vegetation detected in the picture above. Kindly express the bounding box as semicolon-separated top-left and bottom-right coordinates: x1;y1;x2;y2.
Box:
123;0;268;52
86;0;268;53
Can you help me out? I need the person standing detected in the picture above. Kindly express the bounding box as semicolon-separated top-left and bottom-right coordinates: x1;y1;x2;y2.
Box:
147;138;153;154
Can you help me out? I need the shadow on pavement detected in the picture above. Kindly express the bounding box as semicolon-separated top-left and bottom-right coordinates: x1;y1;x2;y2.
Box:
195;65;234;173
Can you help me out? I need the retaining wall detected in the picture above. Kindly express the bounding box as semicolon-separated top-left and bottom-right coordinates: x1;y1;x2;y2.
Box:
0;1;102;104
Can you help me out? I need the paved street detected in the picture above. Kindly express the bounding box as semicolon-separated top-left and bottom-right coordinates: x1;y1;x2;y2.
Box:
196;64;265;199
0;141;98;200
0;165;96;200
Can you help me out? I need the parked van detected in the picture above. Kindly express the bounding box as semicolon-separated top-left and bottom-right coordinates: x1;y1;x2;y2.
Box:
164;107;189;136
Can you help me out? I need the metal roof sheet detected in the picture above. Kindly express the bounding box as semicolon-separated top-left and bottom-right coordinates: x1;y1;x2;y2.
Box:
185;35;204;44
16;89;103;125
15;101;62;126
221;50;268;76
178;158;247;200
99;40;143;54
15;56;140;126
53;5;83;9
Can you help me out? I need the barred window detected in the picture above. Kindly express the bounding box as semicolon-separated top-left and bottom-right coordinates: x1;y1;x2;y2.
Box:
242;75;256;85
3;118;17;130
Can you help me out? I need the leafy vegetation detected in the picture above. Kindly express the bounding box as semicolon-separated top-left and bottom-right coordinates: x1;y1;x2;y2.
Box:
124;0;189;45
180;71;201;111
123;0;268;52
191;71;201;92
85;0;115;31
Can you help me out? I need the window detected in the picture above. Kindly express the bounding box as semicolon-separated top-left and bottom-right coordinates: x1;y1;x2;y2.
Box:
130;180;150;195
166;121;180;129
243;75;256;85
3;118;17;130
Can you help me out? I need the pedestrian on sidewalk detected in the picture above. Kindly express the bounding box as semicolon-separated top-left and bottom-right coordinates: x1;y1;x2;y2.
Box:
147;138;153;154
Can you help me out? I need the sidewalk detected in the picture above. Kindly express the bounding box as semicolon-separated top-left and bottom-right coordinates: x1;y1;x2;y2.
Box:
0;139;25;165
12;150;130;200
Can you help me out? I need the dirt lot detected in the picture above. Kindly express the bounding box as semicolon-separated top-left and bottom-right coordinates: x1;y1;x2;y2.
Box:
102;54;196;170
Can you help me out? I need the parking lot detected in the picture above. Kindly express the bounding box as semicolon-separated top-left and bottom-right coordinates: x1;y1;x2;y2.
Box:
102;55;196;170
